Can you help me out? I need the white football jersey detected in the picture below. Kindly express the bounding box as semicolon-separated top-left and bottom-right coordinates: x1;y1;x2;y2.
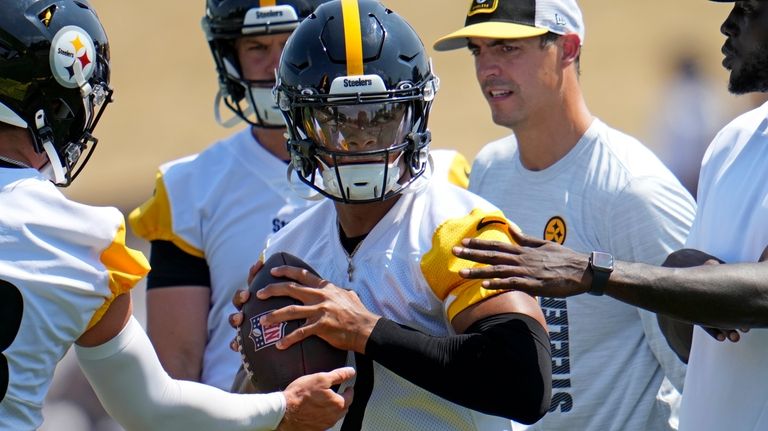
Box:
261;179;516;430
0;168;149;430
129;125;471;390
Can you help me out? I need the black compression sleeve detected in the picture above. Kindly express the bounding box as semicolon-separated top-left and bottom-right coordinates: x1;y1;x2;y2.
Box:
365;313;552;424
146;240;211;289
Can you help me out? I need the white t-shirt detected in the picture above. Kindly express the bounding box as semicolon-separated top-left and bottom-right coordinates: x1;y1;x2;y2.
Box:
680;102;768;431
262;178;526;430
0;168;149;430
129;126;471;390
470;119;695;431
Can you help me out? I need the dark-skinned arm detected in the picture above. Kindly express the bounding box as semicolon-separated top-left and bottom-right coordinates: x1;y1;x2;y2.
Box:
453;230;768;329
655;249;725;363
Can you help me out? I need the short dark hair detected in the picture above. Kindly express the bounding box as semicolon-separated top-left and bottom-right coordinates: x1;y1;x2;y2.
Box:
540;32;581;76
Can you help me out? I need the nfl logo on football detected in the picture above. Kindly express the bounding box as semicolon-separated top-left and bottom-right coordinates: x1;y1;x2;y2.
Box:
248;310;286;351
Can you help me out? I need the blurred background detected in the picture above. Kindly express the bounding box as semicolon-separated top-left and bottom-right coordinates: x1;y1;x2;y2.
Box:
41;0;764;429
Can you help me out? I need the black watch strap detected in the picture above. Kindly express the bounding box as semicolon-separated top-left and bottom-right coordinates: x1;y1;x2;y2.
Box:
588;251;614;296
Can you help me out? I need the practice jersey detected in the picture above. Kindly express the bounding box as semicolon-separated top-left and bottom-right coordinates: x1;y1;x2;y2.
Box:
470;118;694;431
129;126;471;390
260;179;517;430
0;168;149;430
680;102;768;431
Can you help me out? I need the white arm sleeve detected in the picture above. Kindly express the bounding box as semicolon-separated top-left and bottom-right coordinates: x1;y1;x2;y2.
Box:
75;316;285;431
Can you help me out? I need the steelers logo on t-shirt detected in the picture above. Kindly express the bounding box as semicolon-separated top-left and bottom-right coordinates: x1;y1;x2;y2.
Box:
544;216;567;245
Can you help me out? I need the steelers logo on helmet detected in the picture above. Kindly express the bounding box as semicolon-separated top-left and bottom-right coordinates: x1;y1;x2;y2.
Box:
277;0;439;204
49;26;97;89
242;5;300;34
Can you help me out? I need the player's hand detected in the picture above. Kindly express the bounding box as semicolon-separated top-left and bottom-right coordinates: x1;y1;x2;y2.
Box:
703;326;749;342
452;227;590;297
257;265;381;353
716;247;768;339
278;366;355;431
663;248;722;268
661;249;745;343
228;290;249;352
227;260;263;352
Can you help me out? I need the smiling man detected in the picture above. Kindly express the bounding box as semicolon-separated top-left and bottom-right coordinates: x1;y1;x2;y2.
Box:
434;1;696;430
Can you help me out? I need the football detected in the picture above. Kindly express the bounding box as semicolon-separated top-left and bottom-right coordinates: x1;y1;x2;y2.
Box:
237;252;348;392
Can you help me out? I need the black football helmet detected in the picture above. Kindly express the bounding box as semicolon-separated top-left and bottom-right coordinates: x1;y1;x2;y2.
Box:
0;0;112;186
276;0;438;204
202;0;329;128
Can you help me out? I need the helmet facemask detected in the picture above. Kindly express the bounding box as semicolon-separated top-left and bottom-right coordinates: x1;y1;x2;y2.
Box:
280;73;437;204
211;39;288;129
275;0;440;204
203;2;307;128
38;75;113;186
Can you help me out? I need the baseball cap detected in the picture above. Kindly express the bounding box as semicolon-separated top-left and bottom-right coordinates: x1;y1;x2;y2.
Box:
433;0;585;51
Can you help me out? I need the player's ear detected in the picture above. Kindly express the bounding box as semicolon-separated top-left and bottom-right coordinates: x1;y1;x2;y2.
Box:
560;33;581;67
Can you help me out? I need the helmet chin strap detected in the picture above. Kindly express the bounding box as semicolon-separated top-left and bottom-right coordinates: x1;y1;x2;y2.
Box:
38;64;97;186
35;110;66;185
286;163;324;201
214;86;287;128
214;90;247;128
248;86;285;127
400;152;433;197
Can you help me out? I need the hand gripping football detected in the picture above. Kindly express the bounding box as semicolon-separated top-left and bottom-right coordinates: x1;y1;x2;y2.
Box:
237;252;348;392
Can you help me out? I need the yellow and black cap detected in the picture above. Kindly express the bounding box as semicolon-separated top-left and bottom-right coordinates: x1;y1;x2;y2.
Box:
434;0;585;51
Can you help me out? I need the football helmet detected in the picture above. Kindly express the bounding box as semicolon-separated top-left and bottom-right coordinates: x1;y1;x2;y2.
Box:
203;0;329;128
276;0;439;204
0;0;112;186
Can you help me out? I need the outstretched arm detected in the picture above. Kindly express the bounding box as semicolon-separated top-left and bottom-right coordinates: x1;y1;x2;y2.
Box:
452;230;768;329
76;294;354;431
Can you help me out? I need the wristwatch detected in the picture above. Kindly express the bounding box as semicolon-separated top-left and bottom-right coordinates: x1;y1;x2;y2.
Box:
587;251;614;296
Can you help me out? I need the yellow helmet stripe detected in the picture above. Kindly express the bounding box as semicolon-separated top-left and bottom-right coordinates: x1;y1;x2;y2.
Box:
341;0;364;76
260;0;277;6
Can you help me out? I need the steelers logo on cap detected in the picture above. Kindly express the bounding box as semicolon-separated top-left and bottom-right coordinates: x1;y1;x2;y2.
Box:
49;25;96;88
544;216;567;245
469;0;498;15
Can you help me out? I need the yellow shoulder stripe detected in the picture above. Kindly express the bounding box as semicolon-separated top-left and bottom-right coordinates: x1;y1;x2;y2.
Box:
87;222;150;330
128;171;204;258
446;152;470;189
421;208;518;321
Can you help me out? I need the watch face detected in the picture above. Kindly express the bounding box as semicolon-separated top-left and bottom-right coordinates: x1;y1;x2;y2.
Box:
592;252;614;271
